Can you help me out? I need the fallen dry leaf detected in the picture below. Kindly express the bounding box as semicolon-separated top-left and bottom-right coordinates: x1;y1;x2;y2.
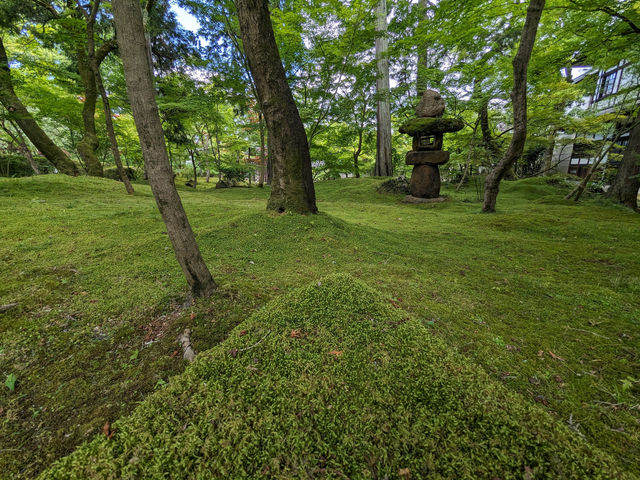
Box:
229;348;239;358
239;330;248;336
537;350;544;357
328;350;343;358
170;350;179;358
190;312;196;320
103;421;114;439
290;329;302;338
399;467;410;479
548;350;565;361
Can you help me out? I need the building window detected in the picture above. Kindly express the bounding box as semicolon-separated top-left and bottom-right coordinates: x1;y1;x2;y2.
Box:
595;68;621;100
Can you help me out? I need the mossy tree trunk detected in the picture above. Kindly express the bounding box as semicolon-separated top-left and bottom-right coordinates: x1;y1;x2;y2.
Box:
482;0;545;213
112;0;216;298
606;118;640;210
235;0;317;214
0;37;78;176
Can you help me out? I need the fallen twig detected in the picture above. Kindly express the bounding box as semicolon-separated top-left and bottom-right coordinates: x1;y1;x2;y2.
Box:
564;326;610;340
238;330;272;353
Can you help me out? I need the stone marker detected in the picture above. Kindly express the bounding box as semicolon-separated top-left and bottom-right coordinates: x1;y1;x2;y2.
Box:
399;89;463;201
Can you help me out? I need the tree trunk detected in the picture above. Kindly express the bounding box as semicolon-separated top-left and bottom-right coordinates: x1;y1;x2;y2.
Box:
1;119;40;174
479;98;500;161
235;0;317;213
76;42;103;176
416;0;431;95
112;0;216;298
258;110;265;187
606;118;640;210
0;38;78;175
482;0;545;213
85;3;134;193
354;129;362;178
457;116;480;191
266;128;273;184
190;150;198;189
374;0;393;177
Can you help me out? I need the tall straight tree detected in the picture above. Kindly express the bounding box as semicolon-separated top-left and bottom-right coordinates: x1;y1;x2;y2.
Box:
0;37;79;176
374;0;392;177
482;0;545;213
235;0;317;214
111;0;216;298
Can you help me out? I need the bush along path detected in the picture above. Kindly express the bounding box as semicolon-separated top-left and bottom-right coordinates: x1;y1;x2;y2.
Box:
42;275;625;479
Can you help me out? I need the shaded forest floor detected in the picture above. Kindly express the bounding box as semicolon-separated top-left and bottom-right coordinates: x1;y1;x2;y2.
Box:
0;175;639;478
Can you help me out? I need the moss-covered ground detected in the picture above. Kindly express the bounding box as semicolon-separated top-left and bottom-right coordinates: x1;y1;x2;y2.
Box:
0;175;639;478
42;274;627;479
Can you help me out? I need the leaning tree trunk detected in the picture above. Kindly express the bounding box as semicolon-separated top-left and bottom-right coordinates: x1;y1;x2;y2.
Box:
112;0;216;298
606;118;640;210
0;38;78;176
482;0;545;213
374;0;393;177
235;0;317;213
1;119;40;174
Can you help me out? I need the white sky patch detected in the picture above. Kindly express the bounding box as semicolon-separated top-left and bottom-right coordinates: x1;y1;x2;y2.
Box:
171;3;201;34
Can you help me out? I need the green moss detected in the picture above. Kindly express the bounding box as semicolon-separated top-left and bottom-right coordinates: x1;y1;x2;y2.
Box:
41;275;623;479
1;175;639;478
399;117;464;136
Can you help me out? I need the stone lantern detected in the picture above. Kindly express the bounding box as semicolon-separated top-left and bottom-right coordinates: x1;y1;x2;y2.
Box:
399;90;463;201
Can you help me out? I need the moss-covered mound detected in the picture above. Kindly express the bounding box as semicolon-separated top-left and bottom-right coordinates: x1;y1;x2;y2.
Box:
399;117;464;136
42;275;623;479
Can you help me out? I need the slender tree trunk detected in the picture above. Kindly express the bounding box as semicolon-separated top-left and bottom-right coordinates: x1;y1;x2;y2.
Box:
482;0;545;213
235;0;317;213
95;71;134;193
606;118;640;210
84;2;134;193
1;119;40;174
258;110;265;187
354;129;362;178
190;150;198;189
0;38;78;175
416;0;431;95
457;116;480;191
266;129;273;184
374;0;392;177
112;0;216;298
